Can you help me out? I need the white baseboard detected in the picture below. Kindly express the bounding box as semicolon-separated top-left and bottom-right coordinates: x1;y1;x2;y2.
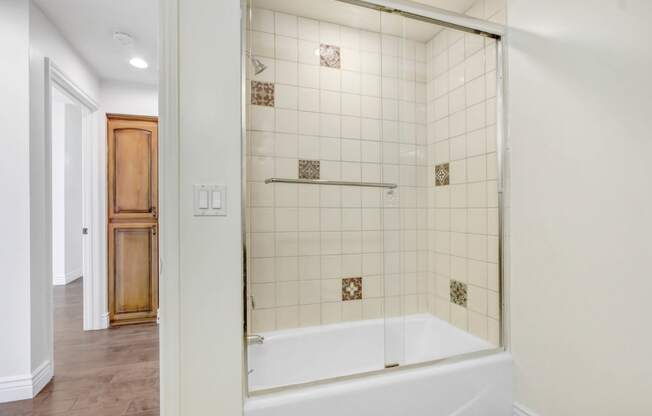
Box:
100;312;110;329
53;269;82;286
0;361;52;404
514;403;538;416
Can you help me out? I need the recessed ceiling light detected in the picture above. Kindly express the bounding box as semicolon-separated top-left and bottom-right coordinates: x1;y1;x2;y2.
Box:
129;57;148;69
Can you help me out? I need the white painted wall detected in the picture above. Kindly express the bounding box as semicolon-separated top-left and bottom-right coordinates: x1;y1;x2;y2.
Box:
52;100;67;283
0;0;33;402
508;0;652;414
27;0;100;392
176;0;243;413
64;103;83;282
100;80;159;116
30;3;100;102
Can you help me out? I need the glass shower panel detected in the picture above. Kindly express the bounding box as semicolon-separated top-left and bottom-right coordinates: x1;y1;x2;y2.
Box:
244;0;392;392
397;12;502;366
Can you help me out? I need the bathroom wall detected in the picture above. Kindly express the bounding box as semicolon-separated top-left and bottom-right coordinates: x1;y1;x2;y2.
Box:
246;8;429;332
425;0;505;345
509;0;652;414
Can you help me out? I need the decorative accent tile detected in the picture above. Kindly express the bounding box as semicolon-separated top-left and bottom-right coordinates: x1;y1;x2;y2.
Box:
435;163;450;186
450;280;467;307
251;81;274;107
342;277;362;301
320;44;341;68
298;160;320;180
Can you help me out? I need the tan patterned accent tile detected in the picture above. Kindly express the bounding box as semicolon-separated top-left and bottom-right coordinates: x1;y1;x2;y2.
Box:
251;81;274;107
298;160;320;180
342;277;362;301
320;44;341;68
435;163;449;186
450;280;467;307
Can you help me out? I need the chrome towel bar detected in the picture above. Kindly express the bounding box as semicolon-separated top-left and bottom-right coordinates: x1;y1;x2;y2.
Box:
264;178;397;189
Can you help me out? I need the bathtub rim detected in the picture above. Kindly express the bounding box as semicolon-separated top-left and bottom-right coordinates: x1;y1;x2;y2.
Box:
247;345;506;397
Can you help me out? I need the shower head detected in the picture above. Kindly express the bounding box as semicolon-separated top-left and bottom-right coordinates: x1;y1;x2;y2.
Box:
251;56;267;75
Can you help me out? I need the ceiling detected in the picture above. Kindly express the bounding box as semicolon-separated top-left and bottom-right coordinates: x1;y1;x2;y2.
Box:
34;0;158;85
253;0;477;42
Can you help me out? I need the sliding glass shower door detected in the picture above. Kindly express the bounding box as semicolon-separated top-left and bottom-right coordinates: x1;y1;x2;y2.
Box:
243;0;503;393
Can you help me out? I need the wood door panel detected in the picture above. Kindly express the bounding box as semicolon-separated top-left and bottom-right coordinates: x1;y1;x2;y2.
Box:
107;114;159;327
108;116;158;221
114;128;153;215
114;227;152;313
109;223;158;325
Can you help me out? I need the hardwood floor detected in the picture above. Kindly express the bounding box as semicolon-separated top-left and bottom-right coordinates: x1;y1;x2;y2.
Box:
0;279;159;416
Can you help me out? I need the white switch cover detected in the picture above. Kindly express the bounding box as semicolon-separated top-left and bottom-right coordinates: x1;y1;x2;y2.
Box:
194;184;227;216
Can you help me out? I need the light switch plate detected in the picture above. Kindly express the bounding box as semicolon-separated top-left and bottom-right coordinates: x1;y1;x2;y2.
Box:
193;184;227;216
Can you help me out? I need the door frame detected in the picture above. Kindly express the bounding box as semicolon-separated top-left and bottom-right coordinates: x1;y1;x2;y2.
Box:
45;58;108;331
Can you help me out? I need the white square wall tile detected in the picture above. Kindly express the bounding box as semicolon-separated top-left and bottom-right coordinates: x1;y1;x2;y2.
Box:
298;64;319;88
250;105;275;132
275;257;298;281
361;74;380;97
276;60;298;85
275;12;297;38
298;111;319;136
341;139;361;162
341;93;361;117
298;17;319;41
275;109;298;134
298;40;320;65
275;84;298;109
320;90;341;114
299;304;321;326
252;31;275;58
320;22;340;45
276;35;298;62
360;51;380;75
320;113;341;138
359;30;380;53
251;8;274;33
274;133;298;158
341;48;360;71
467;155;487;182
341;71;361;94
340;26;360;49
320;67;341;91
298;88;319;112
341;116;361;139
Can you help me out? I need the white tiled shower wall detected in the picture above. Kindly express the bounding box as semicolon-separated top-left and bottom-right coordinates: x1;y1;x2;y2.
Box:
246;8;429;332
426;0;506;344
246;0;506;345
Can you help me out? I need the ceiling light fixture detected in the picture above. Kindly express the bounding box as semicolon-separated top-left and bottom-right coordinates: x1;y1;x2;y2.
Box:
113;31;134;46
129;57;148;69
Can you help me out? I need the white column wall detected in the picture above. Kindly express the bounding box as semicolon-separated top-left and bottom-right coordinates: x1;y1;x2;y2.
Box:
508;0;652;414
0;0;33;402
176;0;244;413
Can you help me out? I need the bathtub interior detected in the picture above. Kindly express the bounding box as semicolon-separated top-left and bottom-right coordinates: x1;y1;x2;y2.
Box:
248;314;494;391
244;0;502;394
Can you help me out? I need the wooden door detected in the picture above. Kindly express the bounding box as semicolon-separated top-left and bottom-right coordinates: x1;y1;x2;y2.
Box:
107;114;158;326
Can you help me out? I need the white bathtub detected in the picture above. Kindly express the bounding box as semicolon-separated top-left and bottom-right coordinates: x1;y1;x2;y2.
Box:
245;314;512;416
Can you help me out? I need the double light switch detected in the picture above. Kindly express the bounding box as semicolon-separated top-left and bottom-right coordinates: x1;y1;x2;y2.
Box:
194;184;226;216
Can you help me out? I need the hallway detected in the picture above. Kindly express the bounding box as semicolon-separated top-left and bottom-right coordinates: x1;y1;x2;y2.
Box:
0;280;159;416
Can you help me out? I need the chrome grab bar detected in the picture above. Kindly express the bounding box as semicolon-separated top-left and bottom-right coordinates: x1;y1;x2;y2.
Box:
264;178;397;189
247;334;264;345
